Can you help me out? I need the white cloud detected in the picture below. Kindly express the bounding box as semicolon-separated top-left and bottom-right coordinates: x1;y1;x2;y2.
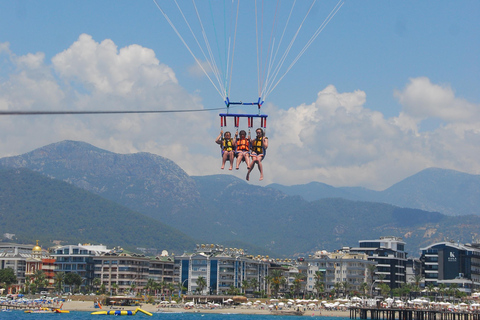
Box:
266;80;480;189
394;77;478;123
1;35;479;190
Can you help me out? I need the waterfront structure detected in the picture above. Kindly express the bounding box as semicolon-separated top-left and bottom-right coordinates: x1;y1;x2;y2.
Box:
51;243;111;292
420;241;480;293
93;251;150;294
305;249;376;296
149;254;175;284
350;236;407;290
174;244;269;296
0;242;52;292
25;240;55;288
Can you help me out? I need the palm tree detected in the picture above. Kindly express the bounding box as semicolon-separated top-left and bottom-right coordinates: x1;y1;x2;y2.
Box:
367;264;377;297
241;279;250;295
249;278;259;293
314;271;325;299
427;283;436;298
269;270;284;298
342;281;350;297
293;273;306;298
33;270;48;291
360;282;369;296
438;283;447;300
54;272;65;294
93;278;101;294
196;276;207;294
412;275;423;293
145;279;156;295
111;283;119;295
379;283;391;297
334;282;342;298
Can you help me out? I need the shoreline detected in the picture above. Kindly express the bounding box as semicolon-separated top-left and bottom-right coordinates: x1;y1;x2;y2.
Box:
60;300;351;317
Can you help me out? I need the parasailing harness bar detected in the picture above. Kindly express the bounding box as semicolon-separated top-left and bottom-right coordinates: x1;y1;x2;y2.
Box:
220;97;267;129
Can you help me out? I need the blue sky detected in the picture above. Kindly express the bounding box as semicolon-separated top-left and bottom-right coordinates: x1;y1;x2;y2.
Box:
0;1;479;189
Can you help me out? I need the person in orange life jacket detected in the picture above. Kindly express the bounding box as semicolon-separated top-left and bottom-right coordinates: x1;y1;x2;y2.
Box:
215;130;235;170
234;129;251;170
246;128;268;181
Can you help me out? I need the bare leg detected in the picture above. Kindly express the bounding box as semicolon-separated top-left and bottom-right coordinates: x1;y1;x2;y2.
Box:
228;152;234;170
257;160;264;181
246;163;255;181
236;153;243;170
245;155;251;169
221;152;228;169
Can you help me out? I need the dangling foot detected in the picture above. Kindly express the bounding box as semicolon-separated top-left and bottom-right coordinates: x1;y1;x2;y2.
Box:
246;172;250;181
259;175;264;181
221;166;225;170
236;167;239;170
229;166;233;170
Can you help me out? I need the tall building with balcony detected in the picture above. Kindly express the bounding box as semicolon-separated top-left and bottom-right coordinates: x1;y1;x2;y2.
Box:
350;236;407;290
305;249;375;295
51;244;111;292
93;251;151;294
174;244;268;295
420;241;480;293
0;241;52;292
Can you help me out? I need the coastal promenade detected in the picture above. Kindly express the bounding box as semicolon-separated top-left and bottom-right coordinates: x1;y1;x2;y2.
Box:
350;307;480;320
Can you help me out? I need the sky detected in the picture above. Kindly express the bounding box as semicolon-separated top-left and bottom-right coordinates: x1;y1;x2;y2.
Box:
0;1;479;190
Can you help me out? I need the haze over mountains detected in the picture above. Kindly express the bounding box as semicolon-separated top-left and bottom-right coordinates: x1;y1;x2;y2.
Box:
268;168;480;216
1;140;479;257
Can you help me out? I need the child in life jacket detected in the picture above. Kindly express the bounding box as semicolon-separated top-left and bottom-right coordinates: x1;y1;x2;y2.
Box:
234;130;251;170
247;128;268;181
215;130;235;170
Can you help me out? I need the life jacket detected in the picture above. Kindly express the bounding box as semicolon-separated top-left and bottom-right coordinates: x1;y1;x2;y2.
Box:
252;137;263;154
223;138;233;151
236;138;249;151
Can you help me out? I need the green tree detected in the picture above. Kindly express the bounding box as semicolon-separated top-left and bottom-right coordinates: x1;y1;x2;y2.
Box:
412;275;423;293
292;273;306;298
269;270;284;298
54;272;65;293
0;268;17;288
249;278;259;293
379;283;391;297
64;273;82;293
196;276;207;294
33;270;48;292
313;271;325;299
241;279;250;294
427;283;436;297
111;283;119;295
438;283;447;300
145;279;156;296
360;282;368;296
334;282;342;298
367;264;377;297
93;278;101;294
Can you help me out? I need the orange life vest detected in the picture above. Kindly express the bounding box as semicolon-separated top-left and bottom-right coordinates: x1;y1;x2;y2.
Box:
236;138;249;151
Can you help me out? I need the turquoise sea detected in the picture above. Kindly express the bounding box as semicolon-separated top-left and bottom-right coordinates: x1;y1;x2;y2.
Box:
0;311;349;320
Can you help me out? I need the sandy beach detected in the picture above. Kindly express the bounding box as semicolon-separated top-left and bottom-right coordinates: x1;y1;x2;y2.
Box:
61;300;351;317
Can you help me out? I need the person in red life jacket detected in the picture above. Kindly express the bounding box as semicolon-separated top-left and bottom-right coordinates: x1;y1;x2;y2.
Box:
246;128;268;181
215;130;235;170
234;129;251;170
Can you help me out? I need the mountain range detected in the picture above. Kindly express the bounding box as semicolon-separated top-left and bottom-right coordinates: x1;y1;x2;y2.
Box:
1;140;479;257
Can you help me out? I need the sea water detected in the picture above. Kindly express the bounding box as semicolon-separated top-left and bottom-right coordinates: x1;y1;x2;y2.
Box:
0;310;350;320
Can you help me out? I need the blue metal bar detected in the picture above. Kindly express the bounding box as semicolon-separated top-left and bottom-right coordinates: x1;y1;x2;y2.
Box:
219;113;267;118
